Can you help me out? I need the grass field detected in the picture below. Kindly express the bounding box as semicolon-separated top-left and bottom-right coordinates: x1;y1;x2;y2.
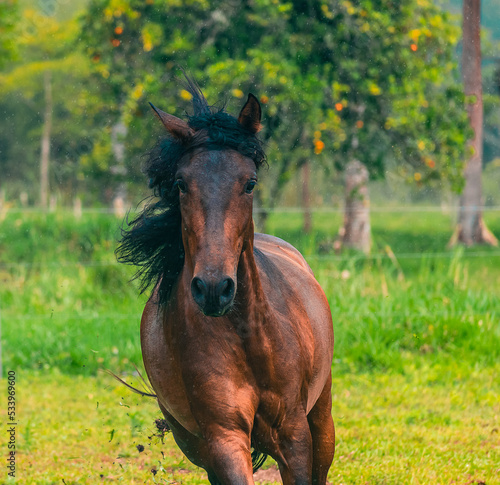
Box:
1;208;500;484
2;363;499;484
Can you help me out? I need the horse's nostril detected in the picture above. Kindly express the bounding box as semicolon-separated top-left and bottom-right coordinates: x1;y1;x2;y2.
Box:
191;276;235;315
191;277;208;306
218;278;235;307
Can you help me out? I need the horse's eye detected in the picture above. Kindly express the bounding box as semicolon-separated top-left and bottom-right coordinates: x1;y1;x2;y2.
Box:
245;180;257;194
176;179;187;193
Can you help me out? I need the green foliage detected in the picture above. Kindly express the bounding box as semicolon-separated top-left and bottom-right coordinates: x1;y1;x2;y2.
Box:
0;5;98;204
0;0;18;67
76;0;470;206
313;0;470;189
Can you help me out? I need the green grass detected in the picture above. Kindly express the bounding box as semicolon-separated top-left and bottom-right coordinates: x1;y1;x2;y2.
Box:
1;209;499;375
1;209;499;483
1;364;498;484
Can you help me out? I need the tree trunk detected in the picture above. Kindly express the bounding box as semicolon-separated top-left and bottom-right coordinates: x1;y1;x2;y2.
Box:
337;160;371;253
451;0;498;246
302;161;312;234
111;121;128;216
252;188;268;233
40;71;52;208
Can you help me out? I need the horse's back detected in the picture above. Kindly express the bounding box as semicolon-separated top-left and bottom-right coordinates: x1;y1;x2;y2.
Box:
253;233;331;325
254;232;314;274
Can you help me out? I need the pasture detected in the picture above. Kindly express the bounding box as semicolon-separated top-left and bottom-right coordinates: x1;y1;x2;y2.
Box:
1;209;500;484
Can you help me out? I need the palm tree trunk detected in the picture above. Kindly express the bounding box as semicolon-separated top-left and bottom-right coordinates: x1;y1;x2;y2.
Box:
451;0;498;246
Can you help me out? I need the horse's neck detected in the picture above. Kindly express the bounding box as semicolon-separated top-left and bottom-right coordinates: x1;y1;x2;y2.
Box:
235;243;270;324
232;242;278;377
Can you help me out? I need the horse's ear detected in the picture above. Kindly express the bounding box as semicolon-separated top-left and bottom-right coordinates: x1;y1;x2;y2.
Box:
149;103;194;141
238;93;262;134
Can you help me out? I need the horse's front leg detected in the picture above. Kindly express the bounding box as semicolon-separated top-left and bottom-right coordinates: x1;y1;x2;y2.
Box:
204;426;255;485
276;412;313;485
307;375;335;485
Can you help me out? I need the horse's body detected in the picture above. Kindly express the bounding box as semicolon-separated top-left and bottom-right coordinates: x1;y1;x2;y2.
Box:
142;232;334;482
119;81;334;484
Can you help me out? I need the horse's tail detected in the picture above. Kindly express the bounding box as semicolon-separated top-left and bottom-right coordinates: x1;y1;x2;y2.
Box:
251;449;267;473
106;364;157;398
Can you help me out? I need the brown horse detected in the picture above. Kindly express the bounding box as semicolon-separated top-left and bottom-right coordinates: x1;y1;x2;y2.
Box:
118;79;335;484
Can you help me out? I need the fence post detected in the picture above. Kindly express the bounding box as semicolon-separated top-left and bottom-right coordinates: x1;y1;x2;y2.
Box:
49;195;57;212
73;197;82;219
113;196;125;218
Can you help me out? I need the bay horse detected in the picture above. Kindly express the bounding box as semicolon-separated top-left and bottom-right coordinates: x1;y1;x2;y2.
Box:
118;78;335;484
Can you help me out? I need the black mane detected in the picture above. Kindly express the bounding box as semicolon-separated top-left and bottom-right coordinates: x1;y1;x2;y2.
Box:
116;78;266;306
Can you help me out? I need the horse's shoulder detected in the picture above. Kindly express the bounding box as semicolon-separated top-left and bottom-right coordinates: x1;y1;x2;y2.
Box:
254;233;313;275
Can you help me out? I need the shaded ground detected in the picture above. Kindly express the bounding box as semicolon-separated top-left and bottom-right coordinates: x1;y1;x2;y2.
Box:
254;465;281;484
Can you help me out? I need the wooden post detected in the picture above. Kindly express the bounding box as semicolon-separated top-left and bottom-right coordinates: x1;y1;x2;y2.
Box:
49;195;57;212
302;162;312;234
40;70;53;208
73;197;82;219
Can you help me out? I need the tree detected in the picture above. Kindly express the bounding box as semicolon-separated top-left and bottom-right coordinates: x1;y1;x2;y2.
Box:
449;0;498;246
311;1;470;251
78;0;321;210
0;7;95;206
78;0;470;236
202;1;471;247
0;0;18;68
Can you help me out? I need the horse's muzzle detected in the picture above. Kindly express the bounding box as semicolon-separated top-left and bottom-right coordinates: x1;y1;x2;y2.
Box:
191;276;235;316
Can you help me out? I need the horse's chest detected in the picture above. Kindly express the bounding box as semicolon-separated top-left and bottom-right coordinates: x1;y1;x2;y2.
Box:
141;317;202;436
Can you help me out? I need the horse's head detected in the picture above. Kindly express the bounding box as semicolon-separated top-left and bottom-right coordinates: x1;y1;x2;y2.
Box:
151;92;263;316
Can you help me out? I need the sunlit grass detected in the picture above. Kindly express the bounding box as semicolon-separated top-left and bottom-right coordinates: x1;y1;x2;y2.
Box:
2;364;498;484
331;363;500;484
1;210;499;483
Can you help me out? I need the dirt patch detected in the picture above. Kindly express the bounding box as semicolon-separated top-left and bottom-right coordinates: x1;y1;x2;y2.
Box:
254;465;281;484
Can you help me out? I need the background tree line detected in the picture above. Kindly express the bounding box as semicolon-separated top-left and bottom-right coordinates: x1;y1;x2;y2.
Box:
1;0;499;248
